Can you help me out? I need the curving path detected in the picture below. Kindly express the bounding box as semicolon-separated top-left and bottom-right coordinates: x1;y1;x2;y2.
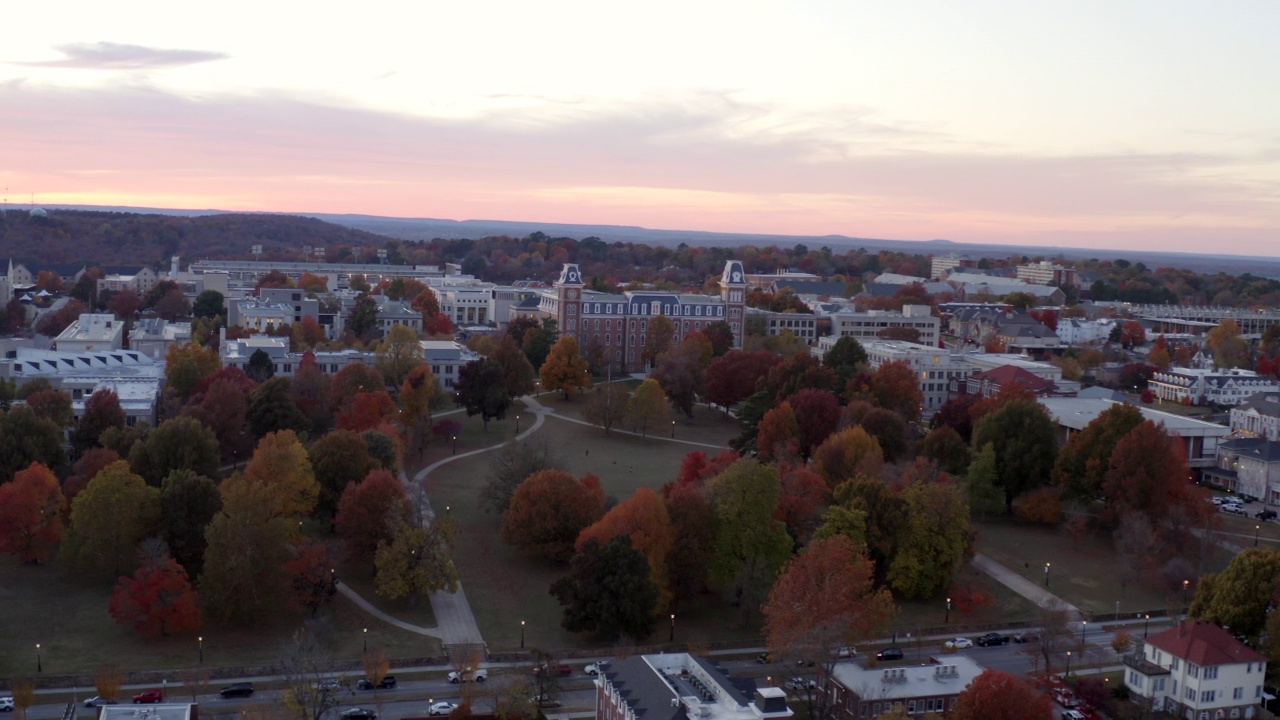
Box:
333;579;442;638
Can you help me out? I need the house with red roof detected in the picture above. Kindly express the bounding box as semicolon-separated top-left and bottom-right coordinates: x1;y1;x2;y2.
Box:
963;364;1061;398
1124;620;1266;719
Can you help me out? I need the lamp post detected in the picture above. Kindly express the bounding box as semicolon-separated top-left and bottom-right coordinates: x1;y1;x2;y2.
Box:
451;435;457;455
363;628;368;654
516;415;521;433
1080;620;1087;650
1182;579;1190;613
1065;650;1071;678
670;614;675;642
36;643;42;673
1256;525;1261;547
945;597;951;624
1044;562;1051;587
671;420;675;438
1144;613;1150;639
521;620;525;650
198;636;203;665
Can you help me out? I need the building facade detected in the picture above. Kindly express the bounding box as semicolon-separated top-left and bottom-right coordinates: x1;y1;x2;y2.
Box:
53;313;126;352
861;340;975;412
595;652;791;720
1016;261;1078;287
1124;620;1266;719
828;305;940;348
1229;393;1280;441
1204;438;1280;504
541;261;747;373
1150;368;1280;407
825;655;984;719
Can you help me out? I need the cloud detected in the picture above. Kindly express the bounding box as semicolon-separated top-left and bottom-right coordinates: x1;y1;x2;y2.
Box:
17;42;227;70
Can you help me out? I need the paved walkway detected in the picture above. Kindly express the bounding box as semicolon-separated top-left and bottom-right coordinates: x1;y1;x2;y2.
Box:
333;579;442;639
971;552;1084;620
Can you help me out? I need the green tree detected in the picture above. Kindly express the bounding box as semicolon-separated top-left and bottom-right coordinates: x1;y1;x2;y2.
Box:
1051;402;1144;500
703;320;735;357
456;358;513;429
652;335;710;419
399;365;436;459
309;430;377;518
964;443;1003;519
920;425;971;476
60;461;161;581
200;477;296;626
248;376;308;438
582;383;632;435
550;535;658;642
361;429;399;470
886;474;972;599
159;470;222;576
822;336;869;387
626;378;671;437
1190;548;1280;638
376;324;425;388
245;349;276;383
642;315;676;367
192;290;225;319
129;416;221;486
347;294;380;342
164;343;221;400
0;405;67;483
481;439;561;515
521;318;559;369
971;399;1057;514
539;336;593;400
374;518;459;605
72;389;127;454
707;460;793;623
831;478;909;579
491;334;537;399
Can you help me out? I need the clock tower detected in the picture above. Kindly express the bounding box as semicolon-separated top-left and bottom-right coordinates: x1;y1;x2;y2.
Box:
555;263;585;340
719;260;747;348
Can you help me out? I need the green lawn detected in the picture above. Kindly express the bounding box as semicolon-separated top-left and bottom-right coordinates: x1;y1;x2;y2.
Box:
888;561;1037;638
0;554;440;679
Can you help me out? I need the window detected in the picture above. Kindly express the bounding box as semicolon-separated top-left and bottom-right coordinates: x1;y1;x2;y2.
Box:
1153;678;1166;692
1200;690;1214;702
1234;687;1244;700
1172;658;1180;671
1188;664;1199;678
1204;667;1218;680
907;702;915;713
1185;687;1195;701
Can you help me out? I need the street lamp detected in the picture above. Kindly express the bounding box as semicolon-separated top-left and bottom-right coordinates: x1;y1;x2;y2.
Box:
36;643;42;673
670;614;676;642
1144;613;1150;639
516;415;521;433
1080;621;1088;650
199;636;203;665
521;620;525;650
363;628;368;654
1044;562;1051;587
945;597;951;624
1182;579;1190;612
1256;525;1261;547
451;435;457;455
1065;650;1071;678
671;420;676;438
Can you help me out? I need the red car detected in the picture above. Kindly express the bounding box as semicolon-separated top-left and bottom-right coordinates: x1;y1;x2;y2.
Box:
133;691;164;704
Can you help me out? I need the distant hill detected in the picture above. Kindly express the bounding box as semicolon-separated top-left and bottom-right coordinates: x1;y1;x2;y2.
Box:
0;208;395;268
9;204;1280;279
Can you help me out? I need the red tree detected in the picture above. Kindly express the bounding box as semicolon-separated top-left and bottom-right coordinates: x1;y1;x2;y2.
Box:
704;350;778;412
0;463;67;563
108;558;202;637
63;448;121;501
669;449;739;492
501;470;606;562
334;469;413;559
952;669;1053;720
284;537;338;616
425;313;454;337
329;363;386;411
336;391;397;432
756;402;800;463
774;463;829;542
785;388;841;458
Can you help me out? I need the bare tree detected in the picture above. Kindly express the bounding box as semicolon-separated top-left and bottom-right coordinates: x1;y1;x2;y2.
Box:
1115;514;1155;597
526;649;564;708
11;678;35;720
178;666;213;703
481;439;561;514
279;626;347;720
1037;599;1075;675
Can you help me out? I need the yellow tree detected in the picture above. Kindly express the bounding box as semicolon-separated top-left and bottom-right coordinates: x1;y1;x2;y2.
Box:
376;324;425;388
399;365;436;459
1208;318;1249;369
60;461;161;581
539;336;593;400
643;315;676;367
242;430;319;519
164;342;221;399
626;379;671;437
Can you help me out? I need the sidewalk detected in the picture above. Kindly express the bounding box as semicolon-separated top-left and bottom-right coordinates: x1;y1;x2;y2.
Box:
971;552;1084;619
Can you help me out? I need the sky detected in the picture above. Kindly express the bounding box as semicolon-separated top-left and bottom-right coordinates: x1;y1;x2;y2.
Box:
3;1;1278;256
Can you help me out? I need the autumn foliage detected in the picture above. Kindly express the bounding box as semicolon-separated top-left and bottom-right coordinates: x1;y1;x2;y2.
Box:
576;487;675;611
336;391;398;433
0;462;67;563
335;470;414;559
1016;487;1064;526
952;669;1053;720
109;557;202;637
502;470;606;562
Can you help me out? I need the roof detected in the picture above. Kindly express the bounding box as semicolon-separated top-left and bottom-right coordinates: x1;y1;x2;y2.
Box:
1235;392;1280;417
829;654;984;701
1147;620;1266;666
771;280;850;297
1219;437;1280;463
1077;386;1129;402
599;653;787;720
1039;397;1230;437
972;365;1055;392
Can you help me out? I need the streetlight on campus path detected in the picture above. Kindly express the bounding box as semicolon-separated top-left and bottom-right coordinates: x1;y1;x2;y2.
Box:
1044;562;1051;587
516;415;521;433
1065;651;1071;678
1144;614;1151;639
1256;525;1261;547
945;598;951;624
1080;621;1088;650
36;643;42;673
363;628;368;654
199;636;203;665
671;420;675;438
451;435;457;455
521;620;526;650
1182;579;1190;612
670;614;676;642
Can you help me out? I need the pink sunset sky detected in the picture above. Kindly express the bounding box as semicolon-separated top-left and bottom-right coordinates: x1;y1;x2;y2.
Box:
3;1;1278;256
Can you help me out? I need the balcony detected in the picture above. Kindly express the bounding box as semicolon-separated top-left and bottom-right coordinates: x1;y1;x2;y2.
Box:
1122;653;1170;677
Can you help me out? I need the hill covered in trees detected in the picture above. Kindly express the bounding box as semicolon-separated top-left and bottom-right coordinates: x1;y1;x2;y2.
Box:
0;209;395;268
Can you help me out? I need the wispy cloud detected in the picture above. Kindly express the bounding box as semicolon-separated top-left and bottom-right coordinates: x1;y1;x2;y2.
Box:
16;42;227;70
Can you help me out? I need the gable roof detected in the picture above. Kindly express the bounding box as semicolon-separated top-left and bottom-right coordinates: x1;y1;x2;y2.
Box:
1147;620;1266;666
1219;437;1280;463
972;365;1055;392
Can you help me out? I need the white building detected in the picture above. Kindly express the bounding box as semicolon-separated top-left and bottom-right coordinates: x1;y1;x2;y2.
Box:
595;652;792;720
129;318;193;359
826;655;984;720
96;266;159;298
828;305;940;347
1;347;163;427
53;313;126;352
861;340;975;412
1150;368;1280;407
1016;260;1078;287
747;308;819;346
438;287;492;326
232;301;295;333
1124;619;1266;719
1038;397;1229;471
421;340;481;389
1230;392;1280;441
1055;317;1115;345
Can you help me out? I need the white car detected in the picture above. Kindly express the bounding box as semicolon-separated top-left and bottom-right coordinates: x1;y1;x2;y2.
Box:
584;661;611;675
945;638;974;650
1223;504;1247;516
428;702;458;716
447;669;487;683
785;677;816;691
836;646;856;658
0;697;13;712
83;697;118;708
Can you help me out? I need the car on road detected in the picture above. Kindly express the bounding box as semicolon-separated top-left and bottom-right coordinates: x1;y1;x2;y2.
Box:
219;683;255;698
341;709;377;720
132;691;164;704
1061;711;1086;720
944;638;974;650
875;647;904;661
976;632;1010;647
448;669;488;683
794;659;816;668
428;702;458;716
785;677;816;691
0;697;13;712
530;694;562;709
83;697;118;708
1223;504;1248;516
755;653;771;664
316;679;344;691
534;663;573;677
584;661;611;675
1259;509;1278;521
356;676;396;690
835;646;856;658
1012;631;1039;643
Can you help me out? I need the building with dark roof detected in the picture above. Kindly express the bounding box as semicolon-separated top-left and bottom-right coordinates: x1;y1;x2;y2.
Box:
963;364;1061;398
1203;437;1280;504
824;654;984;719
1124;620;1266;718
596;653;791;720
1230;392;1280;441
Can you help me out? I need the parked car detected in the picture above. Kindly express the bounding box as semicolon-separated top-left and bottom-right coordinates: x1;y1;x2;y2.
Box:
1061;711;1087;720
0;698;13;713
132;691;163;704
1212;496;1230;505
530;694;562;709
584;661;610;675
82;697;118;708
976;632;1010;647
356;676;396;690
795;659;816;668
786;677;817;691
534;663;573;677
1258;509;1277;521
428;702;458;716
219;683;255;698
1223;504;1248;516
340;709;377;720
835;646;856;658
944;638;974;650
1012;631;1039;644
316;679;344;691
755;652;771;664
448;669;488;683
875;647;904;661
